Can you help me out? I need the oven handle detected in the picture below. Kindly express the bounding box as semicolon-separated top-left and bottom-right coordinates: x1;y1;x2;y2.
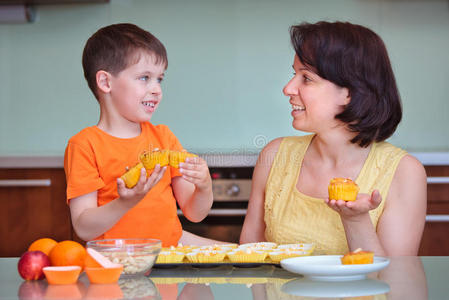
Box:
426;215;449;222
427;176;449;184
177;209;247;217
0;179;52;187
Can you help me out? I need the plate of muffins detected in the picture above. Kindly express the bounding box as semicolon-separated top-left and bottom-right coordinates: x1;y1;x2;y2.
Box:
154;242;315;268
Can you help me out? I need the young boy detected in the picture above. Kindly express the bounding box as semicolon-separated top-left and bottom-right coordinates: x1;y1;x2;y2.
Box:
64;23;213;247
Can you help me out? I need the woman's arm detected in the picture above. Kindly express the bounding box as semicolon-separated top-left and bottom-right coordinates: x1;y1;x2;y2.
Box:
70;165;166;241
334;155;427;255
240;138;282;244
376;155;427;255
172;157;213;222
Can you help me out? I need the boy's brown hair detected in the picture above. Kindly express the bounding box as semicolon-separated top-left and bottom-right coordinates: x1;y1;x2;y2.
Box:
82;23;168;100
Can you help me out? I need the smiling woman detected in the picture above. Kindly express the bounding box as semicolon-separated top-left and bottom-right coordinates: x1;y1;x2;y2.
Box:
240;21;427;257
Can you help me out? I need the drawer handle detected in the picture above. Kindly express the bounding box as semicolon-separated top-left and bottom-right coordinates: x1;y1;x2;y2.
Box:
427;177;449;184
0;179;52;187
426;215;449;222
177;208;247;217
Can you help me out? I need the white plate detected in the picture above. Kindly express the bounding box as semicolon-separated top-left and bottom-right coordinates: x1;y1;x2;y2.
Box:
280;255;390;281
281;278;390;298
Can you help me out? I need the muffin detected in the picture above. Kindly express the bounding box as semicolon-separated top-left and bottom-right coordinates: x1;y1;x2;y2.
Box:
155;251;185;264
186;250;226;263
120;162;144;188
239;242;277;249
268;249;310;263
328;177;359;201
227;249;268;263
169;150;198;168
341;248;374;265
140;149;169;170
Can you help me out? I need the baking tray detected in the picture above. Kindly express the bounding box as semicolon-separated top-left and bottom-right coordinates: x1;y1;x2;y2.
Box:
154;262;280;269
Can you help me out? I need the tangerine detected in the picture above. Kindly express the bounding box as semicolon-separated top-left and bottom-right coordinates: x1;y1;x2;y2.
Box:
28;238;58;256
49;240;86;269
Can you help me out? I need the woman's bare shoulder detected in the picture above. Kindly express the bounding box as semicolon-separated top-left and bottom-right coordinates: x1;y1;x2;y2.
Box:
256;137;284;169
396;154;426;182
389;154;427;204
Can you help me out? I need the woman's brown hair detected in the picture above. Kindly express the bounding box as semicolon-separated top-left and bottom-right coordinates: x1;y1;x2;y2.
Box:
290;21;402;147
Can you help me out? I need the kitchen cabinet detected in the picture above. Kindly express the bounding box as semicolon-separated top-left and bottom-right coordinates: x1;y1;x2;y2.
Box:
1;161;448;257
0;168;72;257
419;165;449;256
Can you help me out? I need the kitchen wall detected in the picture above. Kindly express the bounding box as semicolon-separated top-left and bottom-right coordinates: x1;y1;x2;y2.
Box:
1;0;448;156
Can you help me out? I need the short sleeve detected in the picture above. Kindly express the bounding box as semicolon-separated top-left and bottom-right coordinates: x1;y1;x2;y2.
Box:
64;140;105;202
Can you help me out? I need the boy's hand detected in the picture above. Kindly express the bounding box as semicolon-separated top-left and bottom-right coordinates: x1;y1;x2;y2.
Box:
117;165;166;206
325;190;382;220
179;157;212;191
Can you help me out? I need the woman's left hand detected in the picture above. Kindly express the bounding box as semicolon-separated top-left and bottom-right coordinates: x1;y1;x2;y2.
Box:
325;190;382;218
179;157;212;191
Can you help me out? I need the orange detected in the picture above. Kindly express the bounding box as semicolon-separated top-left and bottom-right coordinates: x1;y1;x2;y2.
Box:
49;241;86;269
28;238;58;256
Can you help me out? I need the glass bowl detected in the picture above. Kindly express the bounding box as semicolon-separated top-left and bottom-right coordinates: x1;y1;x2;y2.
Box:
86;238;162;276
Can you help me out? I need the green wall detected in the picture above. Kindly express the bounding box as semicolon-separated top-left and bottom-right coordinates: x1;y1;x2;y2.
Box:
1;0;448;156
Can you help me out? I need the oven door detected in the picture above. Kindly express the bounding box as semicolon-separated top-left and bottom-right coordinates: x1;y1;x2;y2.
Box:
178;174;252;243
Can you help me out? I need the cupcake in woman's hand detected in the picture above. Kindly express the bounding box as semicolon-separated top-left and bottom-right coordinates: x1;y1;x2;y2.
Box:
328;178;359;201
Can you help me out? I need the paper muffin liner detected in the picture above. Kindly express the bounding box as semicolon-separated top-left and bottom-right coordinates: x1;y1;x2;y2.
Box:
328;178;359;201
156;251;185;264
268;250;310;263
186;251;226;263
227;251;268;263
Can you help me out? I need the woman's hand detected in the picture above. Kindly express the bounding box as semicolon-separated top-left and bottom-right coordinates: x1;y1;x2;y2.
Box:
325;190;382;219
179;157;212;191
117;164;166;206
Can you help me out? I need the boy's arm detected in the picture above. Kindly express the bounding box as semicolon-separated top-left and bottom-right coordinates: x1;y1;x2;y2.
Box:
70;190;133;241
70;165;166;241
172;157;213;223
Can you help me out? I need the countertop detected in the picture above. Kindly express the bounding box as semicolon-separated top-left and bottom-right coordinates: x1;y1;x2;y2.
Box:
1;152;449;168
1;256;448;299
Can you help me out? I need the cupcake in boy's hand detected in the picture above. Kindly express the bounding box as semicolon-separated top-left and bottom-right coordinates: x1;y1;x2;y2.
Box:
121;149;198;188
328;177;359;201
341;248;374;265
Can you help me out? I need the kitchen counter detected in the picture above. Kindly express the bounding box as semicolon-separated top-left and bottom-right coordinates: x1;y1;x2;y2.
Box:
1;152;449;168
1;256;448;299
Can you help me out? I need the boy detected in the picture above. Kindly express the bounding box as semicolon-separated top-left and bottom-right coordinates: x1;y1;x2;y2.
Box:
64;23;213;247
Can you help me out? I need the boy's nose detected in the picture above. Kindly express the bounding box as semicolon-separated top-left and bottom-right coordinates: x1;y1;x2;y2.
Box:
150;84;162;95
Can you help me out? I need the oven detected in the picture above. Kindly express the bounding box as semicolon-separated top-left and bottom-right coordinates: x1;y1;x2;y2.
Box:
177;154;257;243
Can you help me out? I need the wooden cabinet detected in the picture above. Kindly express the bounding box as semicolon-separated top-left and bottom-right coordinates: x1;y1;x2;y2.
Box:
1;163;449;257
0;169;72;257
419;166;449;256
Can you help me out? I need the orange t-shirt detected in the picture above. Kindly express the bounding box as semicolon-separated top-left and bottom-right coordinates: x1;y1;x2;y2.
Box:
64;122;183;246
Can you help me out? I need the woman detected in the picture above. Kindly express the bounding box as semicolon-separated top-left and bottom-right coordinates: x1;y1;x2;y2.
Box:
240;21;427;256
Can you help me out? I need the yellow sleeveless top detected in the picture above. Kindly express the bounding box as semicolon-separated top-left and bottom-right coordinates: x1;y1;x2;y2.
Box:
264;134;407;255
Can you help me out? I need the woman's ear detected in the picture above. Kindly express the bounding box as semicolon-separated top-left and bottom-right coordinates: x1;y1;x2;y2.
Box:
341;87;351;105
96;70;112;94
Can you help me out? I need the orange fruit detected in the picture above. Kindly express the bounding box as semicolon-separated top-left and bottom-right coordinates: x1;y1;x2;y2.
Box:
49;241;86;269
28;238;58;256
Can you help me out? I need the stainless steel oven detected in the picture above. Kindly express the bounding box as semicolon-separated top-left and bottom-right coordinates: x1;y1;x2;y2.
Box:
178;154;257;243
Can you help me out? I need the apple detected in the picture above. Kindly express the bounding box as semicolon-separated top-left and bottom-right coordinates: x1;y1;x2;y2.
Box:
17;251;51;280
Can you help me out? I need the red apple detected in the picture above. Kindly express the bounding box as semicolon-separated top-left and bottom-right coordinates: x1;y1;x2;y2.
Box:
17;251;51;280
